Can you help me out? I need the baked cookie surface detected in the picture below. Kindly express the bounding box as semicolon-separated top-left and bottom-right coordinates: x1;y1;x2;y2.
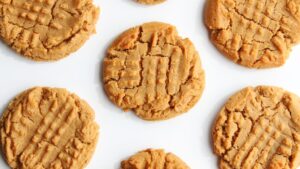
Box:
103;22;205;121
0;87;99;169
205;0;300;68
136;0;166;5
0;0;99;61
121;149;190;169
213;86;300;169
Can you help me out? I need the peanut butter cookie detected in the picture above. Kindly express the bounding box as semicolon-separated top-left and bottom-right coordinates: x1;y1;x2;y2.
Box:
135;0;166;5
0;87;99;169
121;149;190;169
0;0;99;61
103;22;205;121
213;86;300;169
205;0;300;68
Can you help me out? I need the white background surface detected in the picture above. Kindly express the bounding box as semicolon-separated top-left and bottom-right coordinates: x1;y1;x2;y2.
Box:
1;0;300;168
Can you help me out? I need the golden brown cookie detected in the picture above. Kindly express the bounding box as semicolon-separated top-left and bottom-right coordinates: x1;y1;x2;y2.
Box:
0;0;99;61
135;0;166;5
212;86;300;169
0;87;99;169
103;22;205;121
205;0;300;68
121;149;190;169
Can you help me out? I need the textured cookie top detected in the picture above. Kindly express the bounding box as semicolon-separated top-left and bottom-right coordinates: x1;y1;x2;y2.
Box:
103;22;205;121
0;87;99;169
205;0;300;68
0;0;99;61
136;0;166;5
121;149;190;169
213;86;300;169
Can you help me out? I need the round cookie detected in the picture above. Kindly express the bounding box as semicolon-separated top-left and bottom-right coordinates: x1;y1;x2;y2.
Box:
103;22;205;121
0;0;99;61
205;0;300;68
121;149;190;169
0;87;99;169
135;0;166;5
212;86;300;169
